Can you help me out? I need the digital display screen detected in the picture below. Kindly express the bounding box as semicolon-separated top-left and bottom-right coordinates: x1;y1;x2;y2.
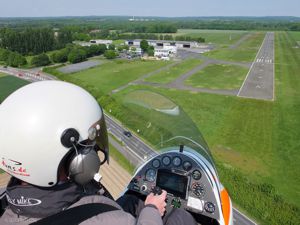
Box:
156;169;188;199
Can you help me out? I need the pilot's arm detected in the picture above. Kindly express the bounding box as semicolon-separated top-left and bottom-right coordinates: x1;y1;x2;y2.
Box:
136;190;167;225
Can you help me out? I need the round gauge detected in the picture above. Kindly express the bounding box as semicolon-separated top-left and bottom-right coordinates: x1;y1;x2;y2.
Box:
162;156;171;166
192;170;202;180
183;161;192;171
204;202;215;213
152;159;160;168
192;183;205;198
145;169;156;182
172;156;182;167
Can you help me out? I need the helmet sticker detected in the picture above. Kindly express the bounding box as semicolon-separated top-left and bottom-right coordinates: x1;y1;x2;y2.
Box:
2;158;30;177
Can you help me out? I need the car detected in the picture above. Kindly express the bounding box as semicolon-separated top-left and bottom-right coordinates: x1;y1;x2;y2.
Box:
123;130;132;137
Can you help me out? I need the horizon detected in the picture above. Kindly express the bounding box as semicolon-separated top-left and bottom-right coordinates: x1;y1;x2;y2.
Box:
0;0;299;18
0;15;299;19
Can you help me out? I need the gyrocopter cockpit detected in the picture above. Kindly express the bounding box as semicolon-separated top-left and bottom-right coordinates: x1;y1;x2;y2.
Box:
119;90;233;225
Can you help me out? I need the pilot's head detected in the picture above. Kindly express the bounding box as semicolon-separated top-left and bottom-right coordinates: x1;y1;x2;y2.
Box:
0;81;109;187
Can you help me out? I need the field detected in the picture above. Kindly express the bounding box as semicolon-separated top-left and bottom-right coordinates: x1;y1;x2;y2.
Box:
94;31;299;224
56;59;171;94
124;90;176;110
144;59;203;83
288;31;300;41
178;29;248;47
184;64;248;90
204;32;265;62
0;74;29;102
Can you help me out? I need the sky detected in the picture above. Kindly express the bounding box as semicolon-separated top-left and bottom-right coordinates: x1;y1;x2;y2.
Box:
0;0;299;17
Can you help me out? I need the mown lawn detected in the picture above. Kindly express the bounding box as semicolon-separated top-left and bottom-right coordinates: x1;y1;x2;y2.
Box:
68;59;171;94
144;59;203;84
185;64;248;90
177;29;248;47
204;32;265;62
0;74;29;103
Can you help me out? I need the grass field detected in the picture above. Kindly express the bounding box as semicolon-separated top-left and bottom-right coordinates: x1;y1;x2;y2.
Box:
178;29;248;47
204;32;265;62
0;74;29;102
184;64;248;90
288;31;300;40
124;90;176;110
144;59;203;84
65;59;171;94
97;32;300;224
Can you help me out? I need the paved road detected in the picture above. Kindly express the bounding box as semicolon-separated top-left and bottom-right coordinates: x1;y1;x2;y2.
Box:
0;66;56;82
1;66;257;225
237;32;274;100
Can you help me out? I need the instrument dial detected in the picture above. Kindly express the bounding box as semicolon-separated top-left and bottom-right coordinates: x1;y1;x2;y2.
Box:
152;159;160;168
162;156;171;166
192;183;205;198
145;169;156;182
192;170;202;180
204;202;215;213
172;156;182;167
183;161;192;171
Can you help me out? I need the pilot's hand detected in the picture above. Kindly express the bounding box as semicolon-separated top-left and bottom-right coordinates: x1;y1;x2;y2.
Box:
145;190;167;216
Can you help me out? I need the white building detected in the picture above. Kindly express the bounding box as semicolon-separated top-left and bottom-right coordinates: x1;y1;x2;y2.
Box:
154;46;177;57
126;39;200;49
90;39;113;45
129;47;142;55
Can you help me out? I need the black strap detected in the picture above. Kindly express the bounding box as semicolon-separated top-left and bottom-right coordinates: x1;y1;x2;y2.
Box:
0;189;7;217
30;203;119;225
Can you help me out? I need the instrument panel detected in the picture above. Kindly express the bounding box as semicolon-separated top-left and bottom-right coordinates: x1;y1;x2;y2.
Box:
127;151;220;221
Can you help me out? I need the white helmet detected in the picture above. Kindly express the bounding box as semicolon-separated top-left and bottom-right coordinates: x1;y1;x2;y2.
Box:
0;81;109;187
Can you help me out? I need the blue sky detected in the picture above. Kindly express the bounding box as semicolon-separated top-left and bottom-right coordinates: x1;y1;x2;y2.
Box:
0;0;299;17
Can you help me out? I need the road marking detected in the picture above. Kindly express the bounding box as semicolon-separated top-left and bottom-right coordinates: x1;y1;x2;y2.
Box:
237;33;268;96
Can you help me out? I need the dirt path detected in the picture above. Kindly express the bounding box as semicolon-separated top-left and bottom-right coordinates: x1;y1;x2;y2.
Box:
229;33;253;49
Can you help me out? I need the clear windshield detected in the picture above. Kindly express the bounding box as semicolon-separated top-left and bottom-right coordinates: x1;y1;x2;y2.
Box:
120;90;216;171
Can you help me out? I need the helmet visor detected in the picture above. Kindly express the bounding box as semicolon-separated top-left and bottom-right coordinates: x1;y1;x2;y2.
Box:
88;115;109;165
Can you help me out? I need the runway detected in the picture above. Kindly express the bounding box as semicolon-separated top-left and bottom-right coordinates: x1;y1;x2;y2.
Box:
238;32;274;100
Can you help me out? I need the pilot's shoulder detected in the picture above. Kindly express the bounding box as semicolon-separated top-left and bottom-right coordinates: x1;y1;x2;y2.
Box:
69;195;136;225
69;195;122;210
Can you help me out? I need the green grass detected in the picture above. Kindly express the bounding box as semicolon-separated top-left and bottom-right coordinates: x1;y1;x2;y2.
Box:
177;29;248;47
112;39;126;45
144;59;203;84
0;74;29;102
59;59;171;94
288;31;300;41
99;31;300;224
124;90;177;110
204;32;265;62
185;64;248;90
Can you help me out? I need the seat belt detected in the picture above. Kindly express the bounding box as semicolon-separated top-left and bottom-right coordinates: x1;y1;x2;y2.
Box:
30;203;119;225
0;189;7;217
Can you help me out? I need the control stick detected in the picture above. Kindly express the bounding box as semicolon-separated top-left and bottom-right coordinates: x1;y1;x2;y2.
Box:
152;186;163;195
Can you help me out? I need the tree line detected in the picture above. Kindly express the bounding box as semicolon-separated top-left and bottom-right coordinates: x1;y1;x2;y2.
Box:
1;17;299;31
0;28;73;55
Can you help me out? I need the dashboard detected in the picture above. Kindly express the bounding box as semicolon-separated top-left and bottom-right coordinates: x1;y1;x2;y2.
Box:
126;151;220;222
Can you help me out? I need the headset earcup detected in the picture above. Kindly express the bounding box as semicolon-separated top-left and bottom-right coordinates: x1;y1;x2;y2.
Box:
69;148;101;185
61;128;80;148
